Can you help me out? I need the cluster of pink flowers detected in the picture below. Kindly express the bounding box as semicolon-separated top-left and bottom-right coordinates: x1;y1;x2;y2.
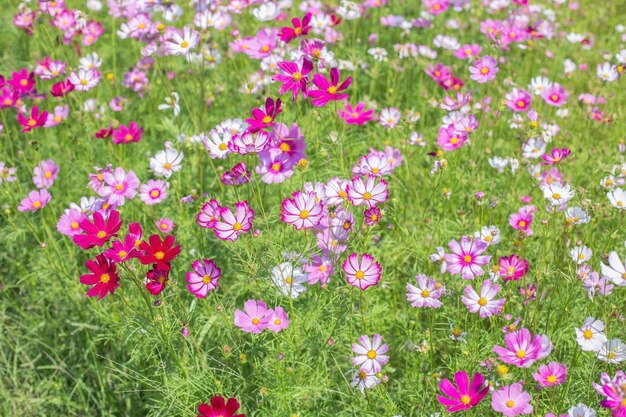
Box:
234;299;289;334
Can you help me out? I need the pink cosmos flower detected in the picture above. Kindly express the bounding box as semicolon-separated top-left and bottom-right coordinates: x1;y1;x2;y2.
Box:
234;299;270;334
278;12;312;43
228;131;270;154
112;122;143;144
221;162;251;186
104;234;137;263
343;253;382;291
18;106;49;133
353;152;392;177
444;236;491;280
18;189;51;212
436;371;489;413
197;199;222;229
99;167;140;207
309;68;352;107
542;148;571;165
454;44;482;60
9;68;35;93
338;102;375;125
281;190;324;230
364;206;382;226
491;383;533;417
406;274;444;308
73;210;122;249
469;55;498;83
33;159;59;189
462;280;506;318
303;255;333;287
509;205;537;237
424;0;450;15
505;88;532;112
542;83;569;107
246;97;282;133
346;175;389;208
213;201;254;241
56;208;86;236
186;259;221;298
267;306;289;333
437;124;468;151
155;218;174;233
273;59;313;101
533;362;567;388
51;79;75;97
80;254;120;300
140;179;168;205
493;328;544;368
594;371;626;417
352;334;389;373
499;255;529;281
426;63;452;84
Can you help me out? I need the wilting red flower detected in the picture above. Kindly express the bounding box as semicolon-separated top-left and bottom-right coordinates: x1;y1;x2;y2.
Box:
138;234;181;270
95;126;114;139
197;396;245;417
80;253;120;300
51;79;75;97
73;210;123;249
278;13;312;43
145;266;169;295
17;106;49;133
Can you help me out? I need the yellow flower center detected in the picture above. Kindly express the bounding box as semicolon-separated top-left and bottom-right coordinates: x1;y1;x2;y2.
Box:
71;221;79;229
497;365;508;375
20;79;28;86
100;273;110;283
233;222;242;231
279;142;291;152
202;275;212;284
550;94;558;102
366;350;377;359
516;350;526;359
450;137;459;144
181;41;189;48
478;297;487;306
506;400;515;408
299;210;309;219
518;220;527;227
150;190;160;198
124;133;132;141
32;201;41;208
547;375;558;383
608;352;617;360
328;85;337;94
552;193;561;200
480;67;489;74
355;270;365;280
463;255;472;263
80;79;87;85
292;72;302;81
319;265;326;272
363;192;372;200
252;318;260;325
27;119;37;126
96;231;106;238
115;184;123;191
516;100;525;108
421;289;430;298
155;251;165;260
460;395;471;405
262;115;272;124
164;162;172;170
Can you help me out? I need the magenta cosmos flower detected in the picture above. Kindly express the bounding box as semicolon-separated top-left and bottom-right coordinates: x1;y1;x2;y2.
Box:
278;12;312;43
406;274;444;308
281;190;324;230
309;68;352;107
79;253;120;300
352;334;389;374
505;88;532;112
100;167;140;207
469;55;498;83
509;205;536;237
18;189;51;212
145;266;169;296
234;299;270;334
197;396;244;417
437;124;468;151
213;201;254;241
492;382;533;417
498;254;529;281
338;102;375;125
436;371;489;413
343;253;382;290
73;210;122;249
533;362;567;388
542;147;571;165
197;199;222;229
112;122;143;144
186;259;221;298
33;159;59;189
246;97;282;133
462;279;506;318
272;59;313;102
346;175;389;208
444;236;491;280
493;328;545;368
18;106;49;132
542;83;569;107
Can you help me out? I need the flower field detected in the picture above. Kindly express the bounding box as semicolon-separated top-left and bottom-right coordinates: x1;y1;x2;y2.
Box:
1;0;625;416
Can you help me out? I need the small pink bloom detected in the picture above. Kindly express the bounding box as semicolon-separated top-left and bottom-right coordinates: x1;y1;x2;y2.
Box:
436;371;489;412
533;362;567;388
234;299;270;333
18;189;51;212
343;253;382;290
186;259;221;298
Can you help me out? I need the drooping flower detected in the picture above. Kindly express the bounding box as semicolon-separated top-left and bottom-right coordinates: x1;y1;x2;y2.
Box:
436;371;489;413
79;254;120;300
145;266;169;296
186;259;221;298
343;253;382;290
352;334;389;374
444;236;491;280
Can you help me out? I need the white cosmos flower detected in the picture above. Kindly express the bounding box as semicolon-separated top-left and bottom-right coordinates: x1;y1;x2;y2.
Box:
600;251;626;286
597;62;619;82
567;403;596;417
595;339;626;364
607;188;626;209
150;148;184;178
575;317;607;352
565;206;590;224
541;182;575;206
157;92;180;116
270;262;307;298
251;2;281;21
570;245;592;264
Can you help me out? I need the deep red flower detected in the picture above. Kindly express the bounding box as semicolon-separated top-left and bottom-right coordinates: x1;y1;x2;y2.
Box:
73;210;123;249
79;253;120;300
138;234;181;270
51;79;75;97
95;126;114;139
145;266;169;295
278;13;311;43
245;97;282;133
197;396;244;417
